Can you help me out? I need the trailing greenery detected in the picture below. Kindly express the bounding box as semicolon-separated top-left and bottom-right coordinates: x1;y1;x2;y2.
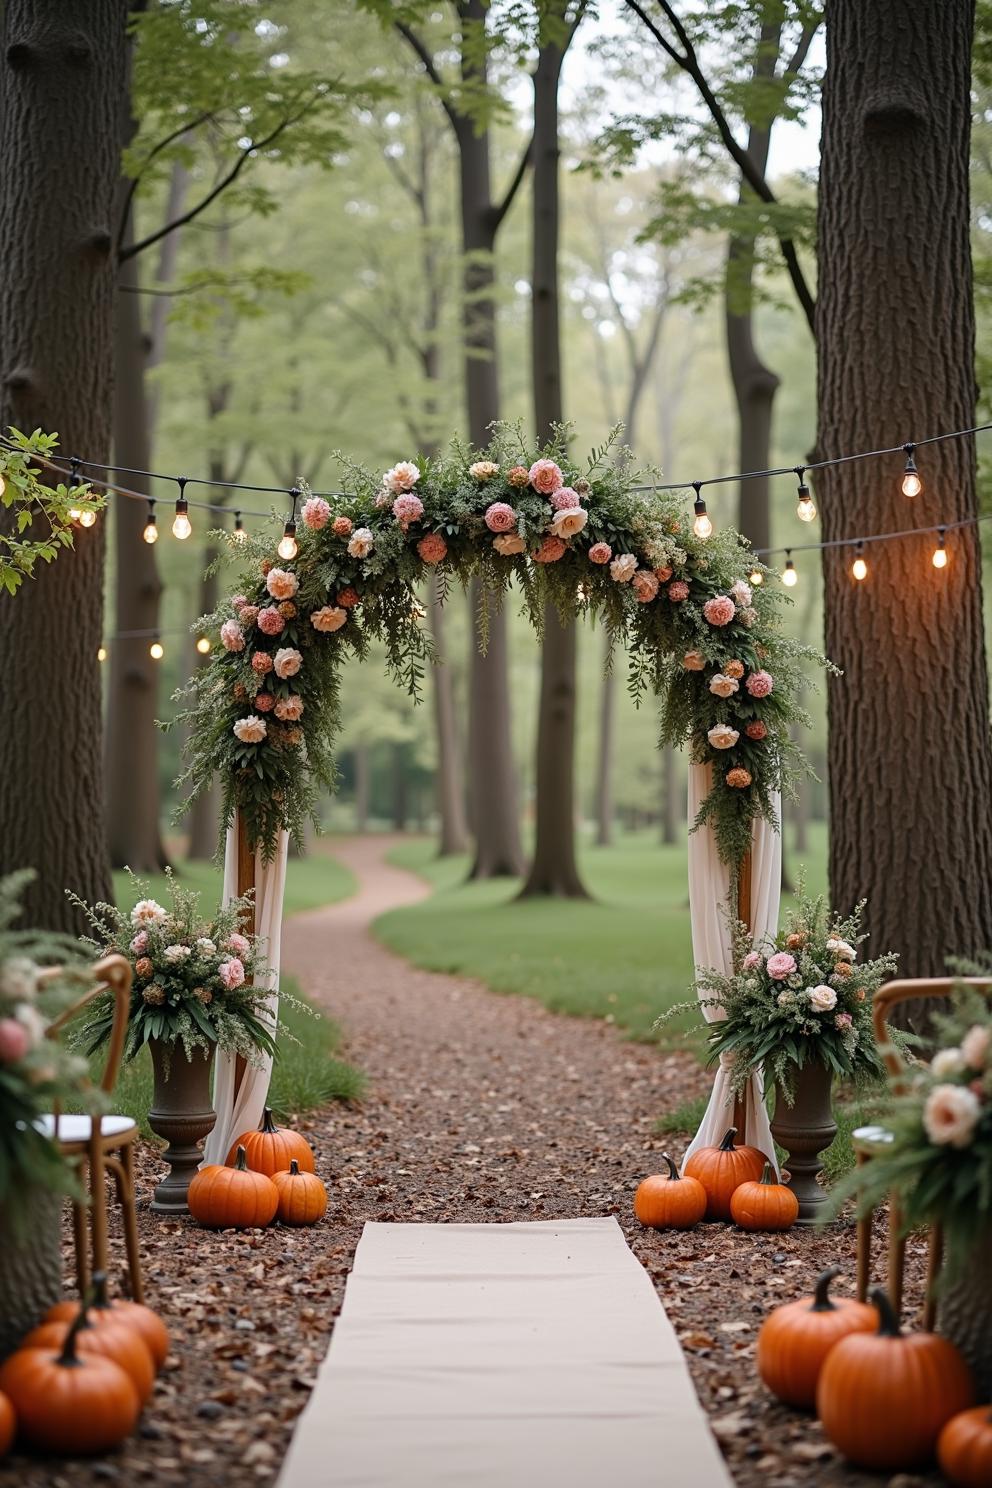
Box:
0;428;101;595
174;424;828;869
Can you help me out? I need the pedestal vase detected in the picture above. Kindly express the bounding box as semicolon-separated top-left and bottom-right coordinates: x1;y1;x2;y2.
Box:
770;1060;837;1224
148;1038;216;1214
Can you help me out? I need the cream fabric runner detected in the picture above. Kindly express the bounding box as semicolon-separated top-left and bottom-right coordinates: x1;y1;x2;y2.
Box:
278;1218;731;1488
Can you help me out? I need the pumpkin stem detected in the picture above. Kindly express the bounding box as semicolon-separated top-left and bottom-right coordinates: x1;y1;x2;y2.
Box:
868;1286;901;1337
58;1291;93;1367
234;1144;249;1171
261;1107;278;1134
719;1127;738;1151
810;1265;842;1313
759;1162;777;1185
661;1153;679;1182
289;1158;300;1176
91;1269;110;1312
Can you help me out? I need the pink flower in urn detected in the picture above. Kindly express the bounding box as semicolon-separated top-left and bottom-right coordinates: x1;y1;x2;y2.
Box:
225;933;250;957
332;515;353;537
703;595;736;627
485;502;517;533
220;619;245;653
588;542;612;565
417;533;448;565
301;497;330;531
392;492;424;524
766;951;797;980
742;951;762;971
256;606;285;637
275;694;304;721
551;486;582;511
631;569;660;603
254;692;275;712
667;579;690;602
528;459;564;494
532;535;567;563
251;652;274;676
746;670;774;698
218;958;245;990
0;1018;29;1063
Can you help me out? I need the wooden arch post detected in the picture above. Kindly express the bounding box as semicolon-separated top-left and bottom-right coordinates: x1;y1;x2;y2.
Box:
232;809;257;1100
732;847;752;1137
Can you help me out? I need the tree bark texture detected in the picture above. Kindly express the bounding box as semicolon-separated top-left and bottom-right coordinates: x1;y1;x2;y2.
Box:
594;648;615;847
521;9;588;899
817;0;992;971
0;0;127;930
660;746;679;846
428;573;469;855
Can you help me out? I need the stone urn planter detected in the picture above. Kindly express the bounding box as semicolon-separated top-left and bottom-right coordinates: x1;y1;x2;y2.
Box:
770;1060;837;1224
148;1038;216;1214
0;1184;62;1358
938;1228;992;1398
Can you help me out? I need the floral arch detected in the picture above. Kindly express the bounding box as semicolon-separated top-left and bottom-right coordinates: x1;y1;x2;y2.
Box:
178;425;823;1167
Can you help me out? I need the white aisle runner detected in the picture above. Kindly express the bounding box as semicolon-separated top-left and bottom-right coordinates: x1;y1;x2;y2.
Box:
278;1218;731;1488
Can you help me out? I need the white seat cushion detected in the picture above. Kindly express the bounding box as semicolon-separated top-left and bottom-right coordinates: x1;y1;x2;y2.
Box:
852;1123;894;1145
36;1113;137;1143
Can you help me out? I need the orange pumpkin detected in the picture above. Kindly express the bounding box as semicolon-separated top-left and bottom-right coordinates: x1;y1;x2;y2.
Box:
756;1265;877;1408
189;1144;279;1228
817;1287;973;1470
0;1306;140;1455
46;1272;169;1370
0;1389;14;1456
273;1159;328;1226
634;1153;707;1229
730;1162;799;1231
683;1127;766;1220
938;1407;992;1488
227;1106;315;1176
22;1313;155;1406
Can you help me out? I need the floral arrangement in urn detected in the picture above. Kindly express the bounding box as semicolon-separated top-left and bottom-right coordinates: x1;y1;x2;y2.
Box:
69;873;278;1066
670;887;898;1103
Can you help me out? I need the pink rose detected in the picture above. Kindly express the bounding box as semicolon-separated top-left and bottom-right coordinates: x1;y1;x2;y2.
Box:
528;459;564;494
218;957;245;990
256;606;285;637
254;692;274;712
220;619;245;653
266;568;299;601
532;535;567;563
130;931;148;954
667;580;690;602
0;1018;29;1063
742;951;762;971
392;492;424;524
251;652;274;676
311;605;347;633
703;595;736;627
332;515;353;537
274;647;302;679
746;669;774;697
588;542;612;564
485;502;517;533
225;933;250;957
551;486;582;510
767;952;797;980
835;1013;853;1030
275;694;304;721
417;533;448;564
631;569;660;603
301;497;330;530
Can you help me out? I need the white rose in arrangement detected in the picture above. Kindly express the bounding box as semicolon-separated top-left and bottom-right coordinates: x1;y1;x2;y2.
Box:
808;985;838;1012
708;673;740;699
961;1024;991;1071
196;938;216;957
383;461;420;494
923;1084;981;1148
233;715;267;744
707;724;739;750
164;944;191;964
273;647;303;680
550;507;588;539
826;936;856;961
469;461;500;482
130;898;168;927
609;553;638;583
347;527;374;559
931;1047;967;1078
0;956;40;1001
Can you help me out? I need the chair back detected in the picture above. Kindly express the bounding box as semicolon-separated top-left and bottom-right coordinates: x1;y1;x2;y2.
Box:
873;977;992;1093
38;954;133;1136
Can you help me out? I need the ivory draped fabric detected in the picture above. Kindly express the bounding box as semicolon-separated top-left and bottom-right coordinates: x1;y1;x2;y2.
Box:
682;761;781;1171
201;824;289;1166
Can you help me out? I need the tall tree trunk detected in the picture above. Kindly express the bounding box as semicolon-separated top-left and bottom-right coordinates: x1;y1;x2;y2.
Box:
0;0;126;931
817;0;992;975
520;8;588;900
660;747;679;846
594;649;615;847
354;744;370;834
391;742;408;833
429;573;469;855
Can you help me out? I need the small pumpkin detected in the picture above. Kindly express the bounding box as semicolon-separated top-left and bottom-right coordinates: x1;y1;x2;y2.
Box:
22;1311;155;1406
0;1389;14;1456
817;1286;973;1470
227;1106;315;1176
730;1162;799;1231
634;1153;707;1229
938;1407;992;1488
683;1127;767;1220
189;1144;279;1229
273;1158;328;1226
46;1271;169;1370
0;1303;140;1455
756;1265;877;1408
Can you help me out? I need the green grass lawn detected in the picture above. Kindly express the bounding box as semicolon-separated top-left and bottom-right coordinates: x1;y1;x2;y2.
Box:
112;844;356;921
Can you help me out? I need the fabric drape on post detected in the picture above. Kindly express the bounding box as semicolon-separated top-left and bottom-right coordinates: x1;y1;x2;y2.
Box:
201;822;288;1165
682;762;780;1171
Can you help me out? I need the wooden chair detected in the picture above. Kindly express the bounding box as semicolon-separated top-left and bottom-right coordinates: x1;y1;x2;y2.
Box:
37;953;143;1303
853;976;991;1325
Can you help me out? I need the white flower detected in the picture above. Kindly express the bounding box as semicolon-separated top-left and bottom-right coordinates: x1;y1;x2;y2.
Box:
0;957;39;1001
493;532;526;556
348;527;374;559
383;461;420;494
131;898;168;927
14;1002;46;1047
961;1025;990;1071
827;936;856;961
931;1047;967;1078
730;579;753;607
707;724;739;750
550;507;588;539
708;673;740;699
163;944;191;963
233;715;267;745
609;553;638;583
273;647;302;680
469;461;500;482
923;1084;981;1148
808;985;838;1012
195;938;216;957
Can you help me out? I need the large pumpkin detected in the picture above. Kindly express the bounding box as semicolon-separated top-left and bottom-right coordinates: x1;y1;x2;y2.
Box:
22;1314;155;1406
730;1162;799;1231
189;1144;279;1228
683;1127;766;1220
273;1159;328;1226
227;1107;315;1176
938;1407;992;1488
0;1308;140;1455
817;1287;973;1470
46;1272;169;1371
634;1154;707;1229
0;1390;14;1456
756;1265;877;1408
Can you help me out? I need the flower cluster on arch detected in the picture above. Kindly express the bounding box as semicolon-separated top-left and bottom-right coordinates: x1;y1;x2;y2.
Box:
174;426;826;866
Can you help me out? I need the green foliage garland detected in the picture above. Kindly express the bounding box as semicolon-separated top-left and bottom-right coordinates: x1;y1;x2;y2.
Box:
173;425;829;864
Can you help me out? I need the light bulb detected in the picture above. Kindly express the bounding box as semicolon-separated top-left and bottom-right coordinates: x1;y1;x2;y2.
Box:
932;530;948;569
97;645;107;662
278;527;298;560
149;640;164;660
692;486;712;540
69;505;83;523
143;512;158;544
782;557;798;587
902;447;922;498
234;512;246;542
196;635;211;655
852;546;868;581
749;567;764;586
78;508;96;528
172;503;191;540
796;489;817;523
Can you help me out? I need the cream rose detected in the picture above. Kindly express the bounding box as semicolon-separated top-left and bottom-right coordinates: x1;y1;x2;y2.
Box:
233;715;267;744
826;936;856;961
549;507;587;539
923;1084;981;1148
265;568;298;601
707;724;739;750
273;647;302;680
961;1024;991;1071
347;527;374;559
931;1047;966;1078
469;460;500;482
609;553;638;583
730;579;752;607
383;461;420;493
808;985;837;1013
493;533;527;556
708;673;740;699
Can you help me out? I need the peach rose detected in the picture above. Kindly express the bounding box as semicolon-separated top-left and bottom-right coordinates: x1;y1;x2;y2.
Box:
550;507;588;539
493;532;526;556
273;647;302;679
609;553;638;583
233;715;267;744
275;695;304;721
302;497;330;530
333;515;353;537
266;568;299;601
528;459;564;494
588;542;612;565
310;604;347;634
532;535;566;563
682;651;706;671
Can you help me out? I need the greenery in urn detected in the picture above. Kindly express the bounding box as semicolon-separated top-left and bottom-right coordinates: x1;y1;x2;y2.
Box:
663;886;898;1103
68;871;282;1066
